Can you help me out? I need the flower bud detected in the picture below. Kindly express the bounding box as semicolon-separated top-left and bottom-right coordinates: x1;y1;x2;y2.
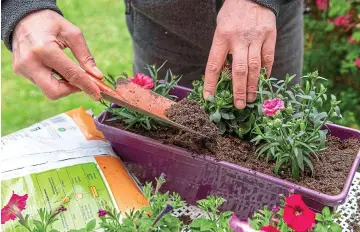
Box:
285;105;294;114
273;119;282;128
300;122;306;131
267;121;274;128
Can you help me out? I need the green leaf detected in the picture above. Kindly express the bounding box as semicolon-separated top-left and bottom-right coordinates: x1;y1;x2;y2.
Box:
286;90;296;101
294;148;304;171
322;206;331;218
329;223;342;232
292;112;304;119
210;110;221;123
255;142;280;157
86;219;96;231
319;130;326;148
291;158;300;179
220;111;235;120
297;94;312;100
315;213;324;221
274;156;289;174
304;156;314;177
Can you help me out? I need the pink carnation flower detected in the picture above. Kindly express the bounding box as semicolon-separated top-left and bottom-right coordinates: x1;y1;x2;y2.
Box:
262;98;285;117
354;58;360;69
316;0;328;11
333;15;352;28
129;73;154;89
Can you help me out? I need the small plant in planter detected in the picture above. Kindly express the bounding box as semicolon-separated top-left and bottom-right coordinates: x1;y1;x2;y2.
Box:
251;70;342;179
101;62;181;130
188;66;258;138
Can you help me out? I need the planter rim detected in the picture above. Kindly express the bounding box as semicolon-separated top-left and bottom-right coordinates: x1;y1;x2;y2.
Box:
95;86;360;206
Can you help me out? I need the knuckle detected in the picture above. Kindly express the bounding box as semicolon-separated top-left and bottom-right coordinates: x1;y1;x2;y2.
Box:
83;54;95;65
248;58;260;70
233;63;247;76
206;61;221;74
247;85;257;93
66;69;82;84
12;63;22;74
217;27;232;39
69;27;83;39
262;54;274;65
233;89;246;99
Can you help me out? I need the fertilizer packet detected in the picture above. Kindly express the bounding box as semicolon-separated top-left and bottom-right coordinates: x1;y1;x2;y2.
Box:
1;107;148;232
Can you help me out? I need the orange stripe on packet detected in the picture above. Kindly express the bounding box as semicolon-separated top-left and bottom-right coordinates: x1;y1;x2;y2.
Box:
65;107;106;141
95;155;149;214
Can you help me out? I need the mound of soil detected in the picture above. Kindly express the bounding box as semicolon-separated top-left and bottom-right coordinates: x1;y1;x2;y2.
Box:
104;99;360;196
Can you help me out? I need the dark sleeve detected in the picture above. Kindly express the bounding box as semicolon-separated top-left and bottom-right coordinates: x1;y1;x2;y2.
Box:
251;0;292;17
1;0;63;51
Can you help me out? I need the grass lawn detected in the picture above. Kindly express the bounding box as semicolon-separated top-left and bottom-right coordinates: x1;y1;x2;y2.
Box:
1;0;133;135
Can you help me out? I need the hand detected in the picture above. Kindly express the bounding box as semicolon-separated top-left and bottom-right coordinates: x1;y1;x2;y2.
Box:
204;0;276;109
12;9;103;100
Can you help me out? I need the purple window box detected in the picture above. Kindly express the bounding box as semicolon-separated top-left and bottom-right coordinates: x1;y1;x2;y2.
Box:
94;85;360;219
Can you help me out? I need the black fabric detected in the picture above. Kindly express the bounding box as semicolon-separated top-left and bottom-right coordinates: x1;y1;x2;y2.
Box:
1;0;63;51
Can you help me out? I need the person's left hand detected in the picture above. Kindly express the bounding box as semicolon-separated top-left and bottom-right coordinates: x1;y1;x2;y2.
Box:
203;0;277;109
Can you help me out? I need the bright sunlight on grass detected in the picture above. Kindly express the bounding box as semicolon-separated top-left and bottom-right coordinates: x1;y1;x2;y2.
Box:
1;0;133;135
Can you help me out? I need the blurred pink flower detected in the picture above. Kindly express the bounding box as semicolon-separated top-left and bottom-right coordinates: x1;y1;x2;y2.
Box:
316;0;328;11
129;73;154;89
262;98;285;117
354;58;360;68
333;15;352;28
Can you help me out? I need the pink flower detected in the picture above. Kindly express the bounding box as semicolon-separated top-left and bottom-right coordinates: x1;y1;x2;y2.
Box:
1;192;28;224
98;209;107;217
262;98;285;117
333;15;352;28
354;58;360;68
129;73;154;89
315;0;328;11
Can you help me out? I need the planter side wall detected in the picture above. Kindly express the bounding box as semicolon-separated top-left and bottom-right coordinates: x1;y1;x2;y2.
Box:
95;86;360;217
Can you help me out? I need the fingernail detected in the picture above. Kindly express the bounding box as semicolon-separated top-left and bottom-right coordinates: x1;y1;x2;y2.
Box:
247;93;257;102
92;66;103;78
236;100;246;109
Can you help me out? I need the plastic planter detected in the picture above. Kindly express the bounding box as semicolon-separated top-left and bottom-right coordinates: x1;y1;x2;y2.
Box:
95;85;360;219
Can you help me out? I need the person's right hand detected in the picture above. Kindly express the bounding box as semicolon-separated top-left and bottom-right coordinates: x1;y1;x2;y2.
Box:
12;9;103;100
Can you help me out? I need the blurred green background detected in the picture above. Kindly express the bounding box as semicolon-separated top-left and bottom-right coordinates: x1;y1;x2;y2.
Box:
1;0;360;135
1;1;133;135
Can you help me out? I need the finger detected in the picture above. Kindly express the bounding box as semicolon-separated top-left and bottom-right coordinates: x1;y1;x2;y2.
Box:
31;66;80;100
60;24;103;79
261;32;276;77
247;43;261;102
38;44;101;100
232;44;249;109
203;29;229;99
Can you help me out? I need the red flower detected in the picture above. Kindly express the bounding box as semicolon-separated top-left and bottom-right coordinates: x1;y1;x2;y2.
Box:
333;15;352;28
261;225;280;232
354;58;360;69
129;73;154;89
283;194;315;232
1;192;28;224
315;0;328;11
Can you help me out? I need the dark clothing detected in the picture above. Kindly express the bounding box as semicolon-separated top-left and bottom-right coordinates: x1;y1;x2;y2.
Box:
1;0;303;85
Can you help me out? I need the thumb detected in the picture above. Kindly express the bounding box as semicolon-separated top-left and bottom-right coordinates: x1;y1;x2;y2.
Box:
60;24;103;79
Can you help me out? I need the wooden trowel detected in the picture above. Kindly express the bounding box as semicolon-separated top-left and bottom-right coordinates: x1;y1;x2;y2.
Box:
86;73;208;139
